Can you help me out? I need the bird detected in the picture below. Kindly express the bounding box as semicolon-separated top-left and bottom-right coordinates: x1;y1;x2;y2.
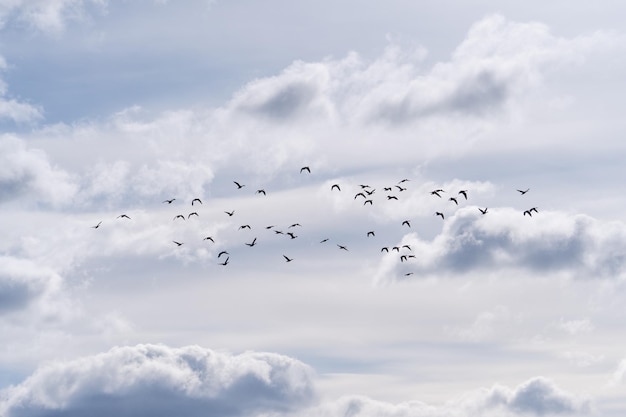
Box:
365;189;376;195
387;195;398;200
398;179;410;184
256;189;266;196
523;210;532;217
435;212;445;219
383;187;393;192
173;214;185;220
239;225;251;230
218;251;229;258
364;199;373;205
300;166;311;174
274;230;284;235
402;220;411;227
245;238;257;247
233;181;245;189
265;225;275;229
359;184;371;189
337;244;348;251
286;232;297;239
430;190;443;198
203;236;215;242
517;188;530;195
162;198;176;204
402;245;412;251
219;257;229;266
320;238;329;243
396;185;407;192
191;198;202;205
530;207;539;214
449;197;458;205
458;190;468;200
224;210;235;216
188;212;199;219
289;223;301;228
392;246;400;252
479;207;488;215
283;255;293;262
381;247;389;253
331;184;341;191
404;272;414;276
91;221;102;229
117;214;131;219
367;231;375;237
172;241;183;246
354;192;366;199
400;255;407;262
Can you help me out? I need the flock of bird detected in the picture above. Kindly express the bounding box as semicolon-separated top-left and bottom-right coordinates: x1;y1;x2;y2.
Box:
90;166;538;275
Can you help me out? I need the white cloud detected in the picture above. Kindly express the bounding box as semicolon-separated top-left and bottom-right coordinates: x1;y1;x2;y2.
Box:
302;377;589;417
375;207;626;283
0;344;316;417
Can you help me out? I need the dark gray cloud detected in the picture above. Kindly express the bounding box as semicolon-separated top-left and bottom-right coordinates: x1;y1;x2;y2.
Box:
1;344;316;417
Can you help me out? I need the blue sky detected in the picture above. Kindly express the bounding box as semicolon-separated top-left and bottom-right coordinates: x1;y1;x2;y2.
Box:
1;1;626;416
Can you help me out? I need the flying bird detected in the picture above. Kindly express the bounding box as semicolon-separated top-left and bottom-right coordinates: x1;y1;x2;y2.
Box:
203;236;215;242
245;237;257;247
517;188;530;195
162;198;176;204
381;247;389;253
479;207;488;215
337;244;348;251
402;220;411;227
354;192;366;199
400;255;408;262
396;185;407;192
172;241;183;246
219;257;229;266
289;223;301;228
402;245;412;251
435;212;445;219
91;221;102;229
286;232;297;239
387;195;398;200
367;231;375;237
300;166;311;173
458;190;468;200
224;210;235;216
523;210;532;217
449;197;458;205
365;189;376;195
398;179;410;184
283;255;293;262
320;238;329;243
191;198;202;205
331;184;341;191
233;181;245;189
392;246;400;252
383;187;393;192
239;224;251;230
188;212;199;219
274;230;284;235
530;207;539;214
173;214;185;220
218;251;229;258
256;189;266;196
404;272;414;276
117;214;131;219
364;199;373;205
430;190;443;198
265;225;275;229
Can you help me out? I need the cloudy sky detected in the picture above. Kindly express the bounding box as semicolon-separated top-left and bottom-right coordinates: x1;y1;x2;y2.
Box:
1;0;626;416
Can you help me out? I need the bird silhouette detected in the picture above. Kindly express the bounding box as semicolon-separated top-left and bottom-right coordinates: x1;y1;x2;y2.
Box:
320;238;329;243
396;185;407;192
274;230;284;235
398;179;410;184
402;220;411;227
387;195;398;200
162;199;176;204
233;181;245;189
381;247;389;252
402;245;412;251
383;187;393;192
172;241;183;246
188;212;199;219
458;190;468;200
91;221;102;229
203;236;215;242
359;184;371;189
218;251;229;258
354;192;366;199
365;189;376;195
173;214;185;220
364;199;373;205
404;272;414;276
117;214;131;219
517;188;530;195
300;166;311;174
219;257;229;266
367;231;375;237
256;189;266;195
523;210;532;217
224;210;235;216
245;237;257;247
479;207;488;215
265;225;275;229
530;207;538;214
400;255;408;262
392;246;400;252
191;198;202;205
331;184;341;191
337;244;348;251
289;223;301;228
431;190;443;198
435;212;445;219
239;225;251;230
286;232;297;239
449;197;458;205
283;255;293;262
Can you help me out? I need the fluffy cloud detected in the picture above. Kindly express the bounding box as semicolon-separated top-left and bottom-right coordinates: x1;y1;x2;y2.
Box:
0;135;77;206
302;377;589;417
376;207;626;283
0;344;316;417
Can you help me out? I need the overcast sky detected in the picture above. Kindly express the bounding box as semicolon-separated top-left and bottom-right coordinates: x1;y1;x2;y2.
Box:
1;1;626;416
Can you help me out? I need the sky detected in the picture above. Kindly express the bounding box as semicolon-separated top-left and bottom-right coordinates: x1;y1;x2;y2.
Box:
1;0;626;416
